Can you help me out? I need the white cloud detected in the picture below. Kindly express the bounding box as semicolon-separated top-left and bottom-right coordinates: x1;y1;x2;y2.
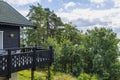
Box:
64;2;76;9
56;8;120;29
19;10;29;17
90;0;105;4
48;0;52;2
58;8;64;12
113;0;120;8
4;0;40;6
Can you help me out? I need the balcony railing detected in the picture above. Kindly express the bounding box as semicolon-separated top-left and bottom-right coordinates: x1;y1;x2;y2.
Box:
0;47;53;79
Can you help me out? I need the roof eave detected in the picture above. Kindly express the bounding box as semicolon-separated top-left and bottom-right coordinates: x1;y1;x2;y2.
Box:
0;22;36;28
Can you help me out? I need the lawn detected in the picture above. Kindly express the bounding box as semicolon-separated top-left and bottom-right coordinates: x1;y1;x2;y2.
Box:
18;70;77;80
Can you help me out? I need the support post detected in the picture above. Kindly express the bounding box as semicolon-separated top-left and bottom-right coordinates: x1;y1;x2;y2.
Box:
49;46;53;65
31;47;36;80
48;64;50;80
47;46;53;80
7;50;12;80
31;68;34;80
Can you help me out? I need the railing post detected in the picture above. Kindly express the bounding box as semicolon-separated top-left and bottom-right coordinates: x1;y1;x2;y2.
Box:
7;50;12;80
47;46;53;80
31;47;36;80
49;46;53;65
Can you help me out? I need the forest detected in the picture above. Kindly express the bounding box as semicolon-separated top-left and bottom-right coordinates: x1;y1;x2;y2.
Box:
20;4;120;80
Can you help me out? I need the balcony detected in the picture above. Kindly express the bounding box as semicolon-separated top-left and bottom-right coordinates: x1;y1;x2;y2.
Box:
0;47;53;79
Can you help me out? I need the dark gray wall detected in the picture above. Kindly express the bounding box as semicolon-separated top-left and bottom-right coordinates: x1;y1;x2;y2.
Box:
0;25;20;48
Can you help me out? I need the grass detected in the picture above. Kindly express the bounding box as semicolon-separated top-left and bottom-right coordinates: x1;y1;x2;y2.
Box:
18;70;77;80
53;72;77;80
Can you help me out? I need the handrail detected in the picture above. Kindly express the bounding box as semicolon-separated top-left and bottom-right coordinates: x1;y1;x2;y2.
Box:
0;47;47;51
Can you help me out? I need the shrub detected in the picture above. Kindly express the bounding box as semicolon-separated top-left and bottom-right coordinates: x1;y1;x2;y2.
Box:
78;73;101;80
53;72;76;80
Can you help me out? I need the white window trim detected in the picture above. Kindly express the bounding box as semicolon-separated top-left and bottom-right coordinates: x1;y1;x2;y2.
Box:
0;31;3;49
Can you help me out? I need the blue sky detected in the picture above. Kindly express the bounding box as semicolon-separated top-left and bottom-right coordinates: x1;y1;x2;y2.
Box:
4;0;120;38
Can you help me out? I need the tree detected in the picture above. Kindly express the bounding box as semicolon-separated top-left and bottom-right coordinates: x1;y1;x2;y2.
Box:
23;4;120;79
25;4;46;46
84;27;120;79
60;23;80;44
25;4;63;46
44;8;63;38
109;62;120;80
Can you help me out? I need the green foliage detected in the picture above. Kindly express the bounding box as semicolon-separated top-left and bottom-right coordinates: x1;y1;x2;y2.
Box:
84;27;120;78
25;4;63;46
18;70;77;80
43;37;62;72
22;4;120;80
102;71;110;80
109;62;120;80
78;73;101;80
53;72;77;80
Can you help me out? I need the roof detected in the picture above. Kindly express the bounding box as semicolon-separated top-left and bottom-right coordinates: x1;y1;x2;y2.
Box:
0;1;35;27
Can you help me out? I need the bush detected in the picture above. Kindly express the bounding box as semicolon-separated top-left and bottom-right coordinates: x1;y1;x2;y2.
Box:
78;73;101;80
53;72;76;80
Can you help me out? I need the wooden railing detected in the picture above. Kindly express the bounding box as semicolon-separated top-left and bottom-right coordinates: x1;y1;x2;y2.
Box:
0;47;53;79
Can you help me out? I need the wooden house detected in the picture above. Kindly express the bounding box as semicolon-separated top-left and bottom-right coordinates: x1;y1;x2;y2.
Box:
0;0;35;49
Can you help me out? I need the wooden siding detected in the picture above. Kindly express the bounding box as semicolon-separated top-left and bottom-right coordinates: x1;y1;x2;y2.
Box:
0;25;20;48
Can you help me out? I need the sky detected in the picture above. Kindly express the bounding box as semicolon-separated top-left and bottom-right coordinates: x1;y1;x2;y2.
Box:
4;0;120;38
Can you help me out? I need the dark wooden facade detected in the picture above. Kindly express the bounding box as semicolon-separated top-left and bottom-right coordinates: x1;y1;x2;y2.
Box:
0;1;35;49
0;25;20;48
